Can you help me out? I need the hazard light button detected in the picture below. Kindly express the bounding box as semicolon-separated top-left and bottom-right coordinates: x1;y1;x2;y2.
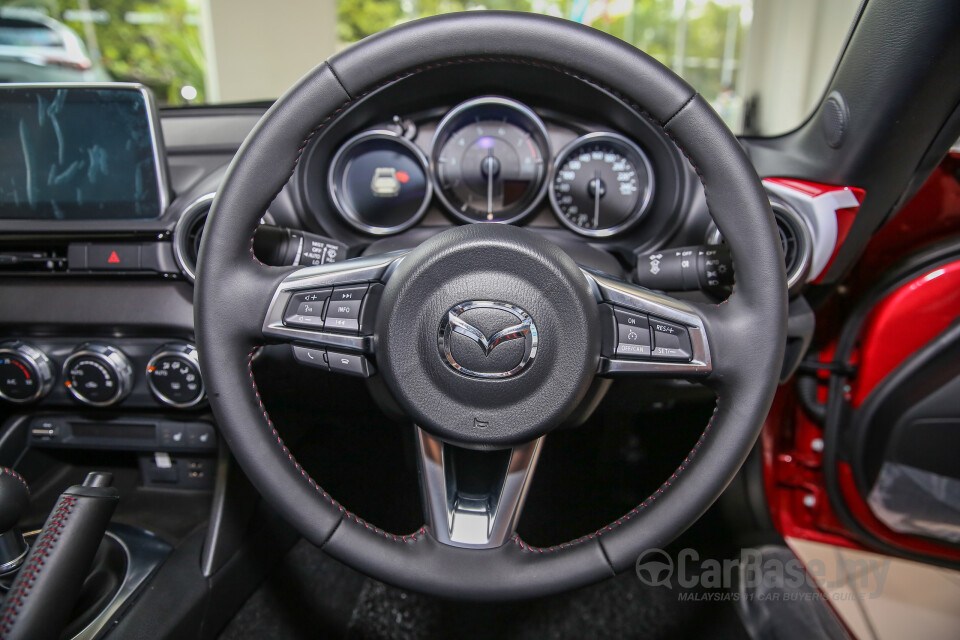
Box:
88;245;141;270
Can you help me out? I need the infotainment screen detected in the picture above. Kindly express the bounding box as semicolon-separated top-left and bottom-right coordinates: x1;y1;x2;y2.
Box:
0;84;168;220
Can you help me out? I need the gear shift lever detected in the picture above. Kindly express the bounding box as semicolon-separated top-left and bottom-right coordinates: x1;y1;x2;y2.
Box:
0;468;29;577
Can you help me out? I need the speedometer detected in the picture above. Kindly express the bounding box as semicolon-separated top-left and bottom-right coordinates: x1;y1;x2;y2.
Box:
432;97;550;224
549;132;654;237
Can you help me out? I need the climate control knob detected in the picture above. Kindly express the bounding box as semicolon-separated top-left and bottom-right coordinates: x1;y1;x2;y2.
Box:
63;344;134;407
0;341;55;404
146;343;204;408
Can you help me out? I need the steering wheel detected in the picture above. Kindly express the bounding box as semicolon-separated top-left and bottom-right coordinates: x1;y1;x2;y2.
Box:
195;12;786;600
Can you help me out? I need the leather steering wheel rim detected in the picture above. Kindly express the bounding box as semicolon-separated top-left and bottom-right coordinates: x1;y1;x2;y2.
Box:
195;11;787;600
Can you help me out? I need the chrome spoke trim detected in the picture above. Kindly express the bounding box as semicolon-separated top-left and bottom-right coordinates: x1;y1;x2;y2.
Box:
582;268;713;377
416;427;543;549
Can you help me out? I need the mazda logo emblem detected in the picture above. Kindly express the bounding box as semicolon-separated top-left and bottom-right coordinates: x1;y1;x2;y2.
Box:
438;301;538;378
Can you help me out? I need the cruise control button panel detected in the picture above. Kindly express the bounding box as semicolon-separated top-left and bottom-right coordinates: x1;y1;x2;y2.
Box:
603;304;694;362
283;289;331;328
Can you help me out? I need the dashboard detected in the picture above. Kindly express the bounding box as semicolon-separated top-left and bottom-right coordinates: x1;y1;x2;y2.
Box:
284;63;699;264
0;70;830;430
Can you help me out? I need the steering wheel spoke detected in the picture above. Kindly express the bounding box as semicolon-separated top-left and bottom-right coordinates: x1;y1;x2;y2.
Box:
584;269;713;379
416;427;543;549
259;251;408;376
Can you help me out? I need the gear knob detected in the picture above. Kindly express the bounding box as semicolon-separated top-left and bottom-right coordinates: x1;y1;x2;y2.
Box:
0;468;29;576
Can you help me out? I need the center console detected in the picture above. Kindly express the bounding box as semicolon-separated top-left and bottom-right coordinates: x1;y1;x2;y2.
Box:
0;84;301;638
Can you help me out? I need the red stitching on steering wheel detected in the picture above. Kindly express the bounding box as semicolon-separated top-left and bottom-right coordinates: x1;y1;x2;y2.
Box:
247;350;424;543
514;399;719;553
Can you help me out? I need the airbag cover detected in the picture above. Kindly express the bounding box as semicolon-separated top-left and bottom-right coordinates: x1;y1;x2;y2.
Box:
376;224;599;446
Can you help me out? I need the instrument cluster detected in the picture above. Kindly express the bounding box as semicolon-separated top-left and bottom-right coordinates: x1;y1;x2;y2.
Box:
323;96;658;239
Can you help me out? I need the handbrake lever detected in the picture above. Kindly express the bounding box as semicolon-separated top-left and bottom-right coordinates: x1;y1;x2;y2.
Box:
0;472;118;640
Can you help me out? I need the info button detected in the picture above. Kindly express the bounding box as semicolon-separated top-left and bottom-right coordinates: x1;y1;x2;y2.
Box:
88;244;141;270
323;287;365;333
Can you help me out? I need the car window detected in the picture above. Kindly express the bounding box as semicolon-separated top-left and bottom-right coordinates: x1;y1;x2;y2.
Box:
0;19;65;48
0;1;862;136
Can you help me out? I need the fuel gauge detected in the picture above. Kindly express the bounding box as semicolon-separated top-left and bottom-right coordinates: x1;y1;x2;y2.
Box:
328;130;432;235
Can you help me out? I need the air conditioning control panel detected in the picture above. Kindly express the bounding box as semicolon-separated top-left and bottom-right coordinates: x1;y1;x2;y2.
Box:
0;338;205;409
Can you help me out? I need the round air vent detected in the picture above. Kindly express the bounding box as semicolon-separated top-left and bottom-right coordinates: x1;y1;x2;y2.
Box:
173;193;214;283
771;201;813;291
705;198;812;292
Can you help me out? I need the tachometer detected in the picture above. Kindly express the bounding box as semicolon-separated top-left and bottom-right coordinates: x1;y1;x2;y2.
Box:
432;97;550;224
549;132;654;237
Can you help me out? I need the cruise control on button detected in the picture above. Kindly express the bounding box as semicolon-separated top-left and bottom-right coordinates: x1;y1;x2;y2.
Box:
614;309;651;357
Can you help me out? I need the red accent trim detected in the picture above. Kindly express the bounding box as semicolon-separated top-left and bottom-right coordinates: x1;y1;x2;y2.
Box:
763;178;866;283
848;153;960;285
764;388;861;550
763;154;960;565
851;260;960;407
764;177;858;199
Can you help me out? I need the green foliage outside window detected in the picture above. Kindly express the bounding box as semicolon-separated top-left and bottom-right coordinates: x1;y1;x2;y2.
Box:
336;0;749;105
3;0;748;111
4;0;205;106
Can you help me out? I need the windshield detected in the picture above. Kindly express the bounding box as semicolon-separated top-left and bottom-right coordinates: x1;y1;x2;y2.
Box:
0;1;861;136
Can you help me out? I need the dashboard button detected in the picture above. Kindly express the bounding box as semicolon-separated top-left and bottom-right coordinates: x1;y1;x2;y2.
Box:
88;244;141;270
327;351;374;377
614;309;651;357
650;319;693;361
158;423;187;447
186;423;216;448
283;289;331;328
